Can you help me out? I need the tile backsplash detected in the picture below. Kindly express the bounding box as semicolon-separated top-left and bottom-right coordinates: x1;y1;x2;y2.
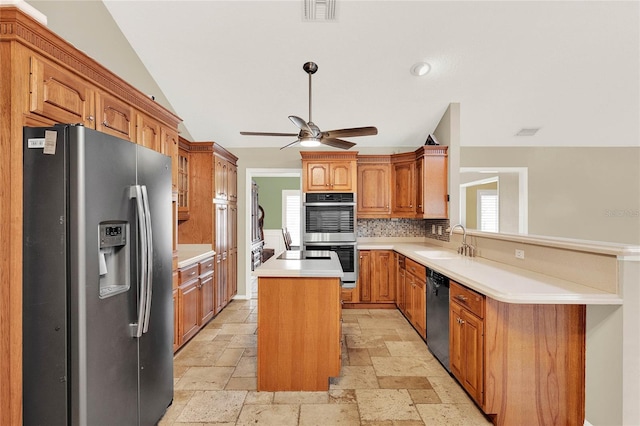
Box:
357;218;450;241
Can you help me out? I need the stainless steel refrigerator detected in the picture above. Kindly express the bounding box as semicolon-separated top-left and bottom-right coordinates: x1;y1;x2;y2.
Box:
23;124;173;425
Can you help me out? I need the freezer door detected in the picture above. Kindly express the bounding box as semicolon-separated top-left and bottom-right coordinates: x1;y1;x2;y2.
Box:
23;125;70;425
136;144;174;425
68;125;140;425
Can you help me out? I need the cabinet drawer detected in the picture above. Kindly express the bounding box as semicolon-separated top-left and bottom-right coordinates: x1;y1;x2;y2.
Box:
405;258;426;281
178;263;199;283
199;256;215;275
450;281;484;318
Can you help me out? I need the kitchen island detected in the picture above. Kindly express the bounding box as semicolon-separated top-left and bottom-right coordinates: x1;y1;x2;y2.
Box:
253;251;344;391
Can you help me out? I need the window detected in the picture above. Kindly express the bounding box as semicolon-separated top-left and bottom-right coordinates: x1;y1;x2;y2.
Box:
477;190;499;232
282;190;301;246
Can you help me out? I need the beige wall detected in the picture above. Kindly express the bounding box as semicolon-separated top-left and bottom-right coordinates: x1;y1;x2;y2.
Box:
461;147;640;244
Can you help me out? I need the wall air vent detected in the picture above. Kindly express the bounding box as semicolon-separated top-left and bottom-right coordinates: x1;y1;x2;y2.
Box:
516;128;541;136
303;0;337;21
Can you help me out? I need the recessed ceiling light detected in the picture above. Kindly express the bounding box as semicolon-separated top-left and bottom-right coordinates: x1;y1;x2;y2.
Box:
410;62;431;76
516;128;540;136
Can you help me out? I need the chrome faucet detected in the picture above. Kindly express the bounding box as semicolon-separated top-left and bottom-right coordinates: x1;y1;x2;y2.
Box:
449;224;475;257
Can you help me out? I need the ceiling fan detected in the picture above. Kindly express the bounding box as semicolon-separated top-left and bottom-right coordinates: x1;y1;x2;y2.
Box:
240;61;378;150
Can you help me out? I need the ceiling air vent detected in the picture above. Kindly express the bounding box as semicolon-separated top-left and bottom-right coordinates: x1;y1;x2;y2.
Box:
516;128;540;136
303;0;337;21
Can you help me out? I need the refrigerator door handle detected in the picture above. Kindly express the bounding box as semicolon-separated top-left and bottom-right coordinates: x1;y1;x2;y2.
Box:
140;185;153;334
130;184;148;338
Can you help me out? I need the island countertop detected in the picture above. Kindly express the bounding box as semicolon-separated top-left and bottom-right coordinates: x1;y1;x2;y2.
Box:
253;250;344;278
358;241;622;305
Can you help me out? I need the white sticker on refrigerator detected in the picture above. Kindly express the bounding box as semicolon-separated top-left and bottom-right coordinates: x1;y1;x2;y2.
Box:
27;138;46;148
43;130;57;155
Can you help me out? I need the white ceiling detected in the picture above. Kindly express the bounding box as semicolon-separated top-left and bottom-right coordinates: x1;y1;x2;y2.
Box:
35;1;640;149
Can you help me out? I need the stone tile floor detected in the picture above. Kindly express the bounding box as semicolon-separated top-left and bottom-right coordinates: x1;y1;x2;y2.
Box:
160;299;492;425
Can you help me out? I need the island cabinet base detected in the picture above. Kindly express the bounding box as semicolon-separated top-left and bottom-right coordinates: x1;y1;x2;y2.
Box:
483;300;586;426
257;276;341;391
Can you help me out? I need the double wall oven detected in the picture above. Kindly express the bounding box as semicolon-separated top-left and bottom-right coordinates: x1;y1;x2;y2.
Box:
303;193;357;286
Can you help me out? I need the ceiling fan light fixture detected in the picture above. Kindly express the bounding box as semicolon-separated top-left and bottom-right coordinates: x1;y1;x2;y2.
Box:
410;62;431;76
299;137;321;147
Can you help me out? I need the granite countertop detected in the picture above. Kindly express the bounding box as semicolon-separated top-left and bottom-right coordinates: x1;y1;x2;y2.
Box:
253;250;344;279
177;244;216;269
358;241;622;305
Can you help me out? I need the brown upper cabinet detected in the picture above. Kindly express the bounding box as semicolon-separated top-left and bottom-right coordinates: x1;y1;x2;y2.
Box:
301;151;358;192
357;156;391;218
415;146;448;219
356;146;448;219
95;91;133;141
29;55;96;129
391;153;416;217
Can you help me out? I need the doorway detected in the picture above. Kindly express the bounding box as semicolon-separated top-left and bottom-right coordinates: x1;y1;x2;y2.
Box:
245;168;302;298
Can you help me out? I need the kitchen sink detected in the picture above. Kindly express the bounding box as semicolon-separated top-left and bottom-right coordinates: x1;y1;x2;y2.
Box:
415;250;458;260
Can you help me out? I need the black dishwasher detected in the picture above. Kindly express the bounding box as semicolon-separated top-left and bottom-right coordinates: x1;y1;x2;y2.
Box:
426;268;450;371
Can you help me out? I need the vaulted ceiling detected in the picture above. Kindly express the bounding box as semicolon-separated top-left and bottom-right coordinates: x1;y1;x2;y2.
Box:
26;1;639;150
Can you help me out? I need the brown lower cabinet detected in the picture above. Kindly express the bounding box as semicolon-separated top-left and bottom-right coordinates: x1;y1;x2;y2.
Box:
176;256;216;350
449;280;586;425
397;256;426;338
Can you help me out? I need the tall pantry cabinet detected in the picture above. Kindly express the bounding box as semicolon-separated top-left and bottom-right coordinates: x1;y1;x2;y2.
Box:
176;140;238;350
0;8;182;424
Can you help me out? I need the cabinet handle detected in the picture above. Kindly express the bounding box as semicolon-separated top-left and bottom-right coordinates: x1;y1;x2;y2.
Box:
86;115;95;122
190;271;197;276
206;263;213;268
456;295;468;302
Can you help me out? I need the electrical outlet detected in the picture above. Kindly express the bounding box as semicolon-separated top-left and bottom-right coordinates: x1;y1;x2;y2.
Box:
515;249;525;260
437;226;443;235
431;224;436;234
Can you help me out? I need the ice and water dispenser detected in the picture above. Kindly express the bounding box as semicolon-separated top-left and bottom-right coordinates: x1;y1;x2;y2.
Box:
98;221;130;298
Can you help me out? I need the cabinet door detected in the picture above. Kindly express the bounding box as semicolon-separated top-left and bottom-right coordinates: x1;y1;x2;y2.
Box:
358;250;371;302
450;302;464;379
373;251;395;302
135;112;161;152
199;273;215;324
460;309;484;404
227;161;238;202
404;274;414;322
422;152;449;219
391;161;415;216
173;288;180;352
177;148;190;220
29;56;95;128
180;278;200;343
95;92;133;141
227;248;237;299
161;127;179;192
305;162;331;191
413;276;426;338
214;156;228;200
357;163;390;217
396;258;406;312
450;301;484;405
330;161;354;192
415;158;424;217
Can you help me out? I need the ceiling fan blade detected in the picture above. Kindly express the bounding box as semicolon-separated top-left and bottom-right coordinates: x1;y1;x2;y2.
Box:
240;131;299;137
321;126;378;138
288;115;313;134
321;138;356;150
280;140;301;150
